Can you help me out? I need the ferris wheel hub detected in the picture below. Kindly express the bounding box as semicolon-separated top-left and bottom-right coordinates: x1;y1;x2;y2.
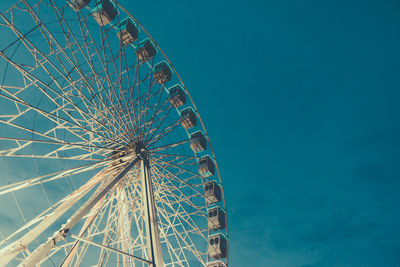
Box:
132;141;146;155
109;141;147;167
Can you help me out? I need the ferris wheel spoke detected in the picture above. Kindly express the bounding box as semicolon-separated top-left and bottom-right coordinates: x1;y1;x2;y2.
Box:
0;158;111;196
73;13;135;140
24;0;134;144
126;62;140;103
0;64;123;149
0;150;103;162
141;88;168;142
0;85;121;147
0;152;103;161
151;156;204;180
140;99;171;133
0;136;119;153
150;169;207;264
0;120;113;165
96;21;138;141
0;95;87;146
151;162;207;219
156;209;191;265
150;159;208;215
133;92;170;138
154;184;205;216
98;32;135;141
120;46;140;136
151;163;206;219
156;201;207;254
46;2;135;141
146;117;182;148
138;78;158;140
128;66;156;110
146;165;191;265
3;3;102;127
0;117;93;153
0;55;89;132
0;13;121;142
134;64;155;138
128;76;159;106
75;13;120;106
156;200;207;264
148;139;190;153
150;151;198;160
151;154;197;171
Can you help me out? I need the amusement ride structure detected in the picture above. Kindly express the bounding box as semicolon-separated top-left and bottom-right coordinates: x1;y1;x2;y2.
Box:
0;0;228;266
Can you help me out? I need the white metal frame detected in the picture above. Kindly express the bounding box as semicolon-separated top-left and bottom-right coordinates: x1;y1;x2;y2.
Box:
0;0;228;266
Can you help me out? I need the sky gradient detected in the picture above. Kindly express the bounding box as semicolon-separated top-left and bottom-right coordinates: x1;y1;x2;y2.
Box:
124;0;400;266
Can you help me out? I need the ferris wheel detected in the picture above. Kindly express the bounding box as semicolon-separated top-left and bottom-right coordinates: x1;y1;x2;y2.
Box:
0;0;228;266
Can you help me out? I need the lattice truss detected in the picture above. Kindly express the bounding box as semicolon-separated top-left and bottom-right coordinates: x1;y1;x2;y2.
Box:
0;0;228;266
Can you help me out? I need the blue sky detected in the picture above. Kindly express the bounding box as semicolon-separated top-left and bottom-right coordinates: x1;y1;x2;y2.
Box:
126;0;400;266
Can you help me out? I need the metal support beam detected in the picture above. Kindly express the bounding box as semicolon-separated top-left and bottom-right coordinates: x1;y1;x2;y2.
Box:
141;157;164;267
70;234;151;265
117;183;131;267
0;167;109;266
19;157;140;267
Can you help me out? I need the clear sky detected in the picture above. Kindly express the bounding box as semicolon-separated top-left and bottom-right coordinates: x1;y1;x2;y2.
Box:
124;0;400;266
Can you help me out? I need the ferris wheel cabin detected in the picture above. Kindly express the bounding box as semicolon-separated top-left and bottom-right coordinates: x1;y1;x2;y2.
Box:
153;61;173;84
208;206;226;231
180;107;197;129
91;0;118;25
204;180;221;204
168;85;186;107
117;18;139;45
208;234;227;260
190;131;207;153
198;155;215;177
135;38;157;62
206;261;226;267
68;0;90;11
